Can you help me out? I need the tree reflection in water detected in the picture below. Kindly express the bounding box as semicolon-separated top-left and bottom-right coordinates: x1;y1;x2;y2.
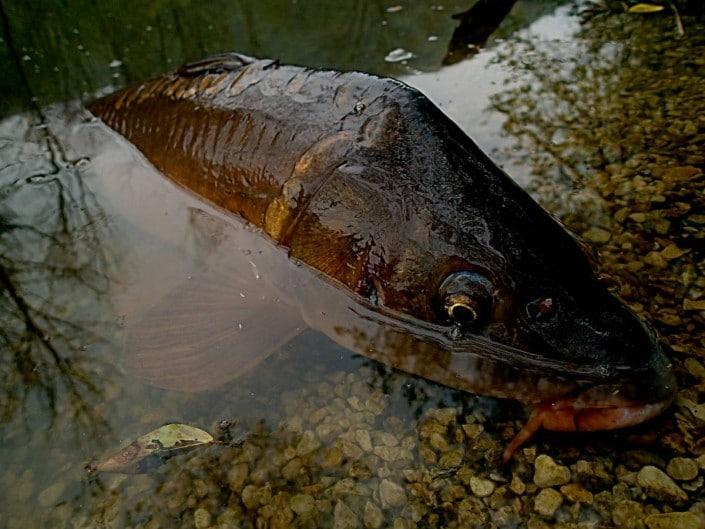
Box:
0;107;117;439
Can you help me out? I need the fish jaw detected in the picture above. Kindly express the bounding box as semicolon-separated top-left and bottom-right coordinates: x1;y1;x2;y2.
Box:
501;382;675;463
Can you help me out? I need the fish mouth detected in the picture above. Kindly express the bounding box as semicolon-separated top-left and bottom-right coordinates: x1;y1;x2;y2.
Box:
502;368;676;463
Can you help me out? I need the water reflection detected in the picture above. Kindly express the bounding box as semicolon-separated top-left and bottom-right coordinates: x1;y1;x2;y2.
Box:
443;0;518;65
0;0;566;116
0;108;117;438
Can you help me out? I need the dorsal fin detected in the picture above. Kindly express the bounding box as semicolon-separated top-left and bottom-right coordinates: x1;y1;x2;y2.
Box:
177;52;256;77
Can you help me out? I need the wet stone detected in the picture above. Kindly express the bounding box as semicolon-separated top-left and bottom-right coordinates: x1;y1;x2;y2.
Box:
576;459;613;486
296;430;321;456
338;439;363;460
373;445;412;463
334;500;359;529
355;430;373;452
510;474;526;495
379;479;406;508
322;446;345;468
241;485;260;510
363;501;384;529
534;455;571;488
438;448;463;469
560;483;593;504
612;501;646;529
583;226;611;243
38;481;65;508
666;458;699;481
622;450;666;470
469;476;495;498
193;508;211;529
534;488;563;517
462;423;483;440
429;432;449;452
426;408;457;426
290;494;315;515
645;512;705;529
372;431;398;447
282;457;302;480
637;466;688;503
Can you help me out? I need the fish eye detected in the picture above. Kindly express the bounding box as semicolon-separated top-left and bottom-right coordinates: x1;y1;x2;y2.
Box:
439;271;493;326
445;295;479;325
526;297;555;320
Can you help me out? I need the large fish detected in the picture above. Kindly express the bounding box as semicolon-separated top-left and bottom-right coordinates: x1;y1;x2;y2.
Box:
89;53;675;461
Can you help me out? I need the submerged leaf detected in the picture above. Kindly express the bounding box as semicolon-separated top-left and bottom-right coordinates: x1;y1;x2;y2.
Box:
627;3;665;13
93;423;213;474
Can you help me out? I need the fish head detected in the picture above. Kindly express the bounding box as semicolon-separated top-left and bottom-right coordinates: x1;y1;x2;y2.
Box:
365;113;675;433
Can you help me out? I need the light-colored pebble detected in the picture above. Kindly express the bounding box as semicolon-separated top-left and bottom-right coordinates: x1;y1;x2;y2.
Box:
469;476;495;498
334;500;359;529
666;458;699;481
363;501;384;529
534;488;563;517
645;512;705;529
637;466;687;502
534;455;571;488
379;479;407;508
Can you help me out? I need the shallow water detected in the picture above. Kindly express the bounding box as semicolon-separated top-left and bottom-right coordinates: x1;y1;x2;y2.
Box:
1;2;704;528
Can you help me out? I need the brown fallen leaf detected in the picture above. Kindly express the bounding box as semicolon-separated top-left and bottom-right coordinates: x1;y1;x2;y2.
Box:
92;423;213;474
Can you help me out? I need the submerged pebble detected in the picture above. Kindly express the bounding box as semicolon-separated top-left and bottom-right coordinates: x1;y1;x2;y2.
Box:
534;488;563;517
637;466;688;503
534;454;571;488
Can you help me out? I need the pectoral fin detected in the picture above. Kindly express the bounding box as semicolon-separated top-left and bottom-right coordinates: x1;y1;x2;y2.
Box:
124;265;305;392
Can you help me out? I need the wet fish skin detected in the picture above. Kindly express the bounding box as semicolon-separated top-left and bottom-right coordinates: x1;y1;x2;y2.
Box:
88;53;674;438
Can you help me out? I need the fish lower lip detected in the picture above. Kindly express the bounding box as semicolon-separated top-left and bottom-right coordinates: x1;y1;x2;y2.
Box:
502;395;674;463
542;398;672;432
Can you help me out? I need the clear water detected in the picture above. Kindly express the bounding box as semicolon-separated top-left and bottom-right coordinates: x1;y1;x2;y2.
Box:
1;1;704;528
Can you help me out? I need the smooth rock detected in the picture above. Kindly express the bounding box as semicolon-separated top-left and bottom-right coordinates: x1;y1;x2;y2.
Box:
227;463;249;491
194;508;211;529
560;483;593;504
534;488;563;517
469;476;495;498
289;494;315;515
334;500;359;529
583;226;611;243
534;455;571;488
379;479;406;508
38;481;65;508
356;430;373;452
438;449;463;469
637;466;687;502
612;500;645;529
322;446;345;468
282;457;303;480
296;430;321;456
363;501;384;529
510;475;526;495
429;432;449;452
427;408;457;426
666;457;699;481
645;512;705;529
241;485;260;510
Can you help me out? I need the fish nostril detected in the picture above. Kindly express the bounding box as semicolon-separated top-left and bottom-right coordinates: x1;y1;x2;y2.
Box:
526;297;554;320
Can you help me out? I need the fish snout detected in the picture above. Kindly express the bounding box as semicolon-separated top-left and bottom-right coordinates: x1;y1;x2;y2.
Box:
501;346;676;463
